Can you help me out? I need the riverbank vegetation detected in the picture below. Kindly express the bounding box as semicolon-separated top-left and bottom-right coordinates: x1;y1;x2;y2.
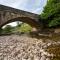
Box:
40;0;60;28
0;22;32;34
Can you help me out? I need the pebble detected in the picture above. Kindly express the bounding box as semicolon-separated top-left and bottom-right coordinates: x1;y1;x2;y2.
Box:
0;35;58;60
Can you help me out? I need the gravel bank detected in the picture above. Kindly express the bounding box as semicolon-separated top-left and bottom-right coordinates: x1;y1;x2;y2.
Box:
0;35;60;60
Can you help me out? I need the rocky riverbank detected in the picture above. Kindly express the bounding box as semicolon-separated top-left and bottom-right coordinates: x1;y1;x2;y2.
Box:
0;34;60;60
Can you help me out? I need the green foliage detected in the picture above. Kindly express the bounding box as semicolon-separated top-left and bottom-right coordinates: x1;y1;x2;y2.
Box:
0;28;3;34
49;17;60;27
41;0;60;27
19;23;32;33
2;22;32;34
3;25;13;33
16;21;21;27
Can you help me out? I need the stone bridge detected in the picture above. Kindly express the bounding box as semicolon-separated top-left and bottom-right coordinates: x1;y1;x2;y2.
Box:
0;4;42;29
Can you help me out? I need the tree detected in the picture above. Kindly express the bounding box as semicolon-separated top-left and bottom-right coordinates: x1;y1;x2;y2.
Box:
3;25;13;33
17;21;21;27
20;23;32;33
0;27;3;34
41;0;60;27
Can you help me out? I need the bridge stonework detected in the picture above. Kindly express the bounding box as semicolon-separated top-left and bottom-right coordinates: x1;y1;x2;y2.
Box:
0;5;41;28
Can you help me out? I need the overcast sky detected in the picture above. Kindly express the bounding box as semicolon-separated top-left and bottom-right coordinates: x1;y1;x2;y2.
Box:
0;0;47;14
0;0;47;27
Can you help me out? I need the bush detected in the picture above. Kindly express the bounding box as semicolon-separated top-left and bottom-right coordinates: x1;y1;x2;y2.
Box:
3;25;13;33
40;0;60;27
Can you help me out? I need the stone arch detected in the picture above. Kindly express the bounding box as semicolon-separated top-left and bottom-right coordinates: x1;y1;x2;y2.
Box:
0;4;41;29
1;17;40;28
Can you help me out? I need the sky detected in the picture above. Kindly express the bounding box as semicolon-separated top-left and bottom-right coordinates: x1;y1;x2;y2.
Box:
0;0;47;27
0;0;47;14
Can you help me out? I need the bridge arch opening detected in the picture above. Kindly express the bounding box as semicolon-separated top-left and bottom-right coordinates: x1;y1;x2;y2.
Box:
2;21;33;34
2;21;22;29
1;17;38;34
